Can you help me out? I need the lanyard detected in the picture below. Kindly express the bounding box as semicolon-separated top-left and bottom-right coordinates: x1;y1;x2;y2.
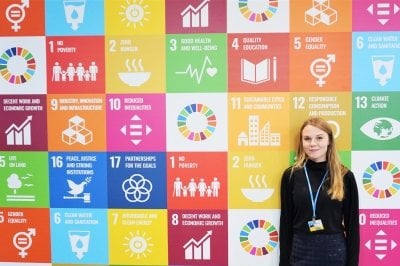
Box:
303;165;328;220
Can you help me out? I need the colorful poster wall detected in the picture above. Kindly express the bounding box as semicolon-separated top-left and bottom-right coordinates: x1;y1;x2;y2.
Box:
0;0;399;265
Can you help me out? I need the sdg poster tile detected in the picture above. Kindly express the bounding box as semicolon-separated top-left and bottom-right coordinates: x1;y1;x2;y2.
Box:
228;209;280;266
289;32;351;92
106;94;166;151
352;0;400;32
226;0;289;33
48;152;108;208
166;93;228;151
166;33;227;92
108;209;168;265
352;92;400;150
228;92;290;152
168;210;228;265
290;0;352;33
45;0;104;36
352;32;400;92
46;94;106;152
289;92;352;151
107;152;167;209
0;151;49;208
0;95;47;151
46;36;105;94
0;37;46;95
165;0;227;34
105;35;165;93
50;208;108;264
167;152;227;210
359;209;400;265
0;207;51;263
228;151;287;209
0;0;45;36
228;33;289;92
352;151;400;209
104;0;165;35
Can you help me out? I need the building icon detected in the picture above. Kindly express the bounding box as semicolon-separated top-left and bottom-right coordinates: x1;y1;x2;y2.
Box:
181;0;210;28
183;230;212;260
238;115;280;146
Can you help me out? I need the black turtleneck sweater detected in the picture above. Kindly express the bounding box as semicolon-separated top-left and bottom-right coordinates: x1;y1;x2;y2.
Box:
279;160;359;266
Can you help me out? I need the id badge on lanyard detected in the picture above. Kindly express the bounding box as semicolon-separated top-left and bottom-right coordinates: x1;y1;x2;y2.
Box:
304;165;328;232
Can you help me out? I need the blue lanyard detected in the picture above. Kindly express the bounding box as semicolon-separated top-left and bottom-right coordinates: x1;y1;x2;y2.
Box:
303;165;328;220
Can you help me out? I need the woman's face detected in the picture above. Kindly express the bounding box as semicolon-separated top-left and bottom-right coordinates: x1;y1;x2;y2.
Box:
301;125;330;162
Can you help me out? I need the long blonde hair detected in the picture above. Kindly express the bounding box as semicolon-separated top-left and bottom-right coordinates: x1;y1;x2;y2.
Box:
293;117;347;201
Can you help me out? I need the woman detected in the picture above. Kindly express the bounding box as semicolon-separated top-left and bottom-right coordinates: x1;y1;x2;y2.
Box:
279;117;359;266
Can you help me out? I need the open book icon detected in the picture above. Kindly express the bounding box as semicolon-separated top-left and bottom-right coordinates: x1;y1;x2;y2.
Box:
241;57;277;84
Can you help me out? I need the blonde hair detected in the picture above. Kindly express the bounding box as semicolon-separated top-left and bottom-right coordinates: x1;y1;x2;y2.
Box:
293;117;347;201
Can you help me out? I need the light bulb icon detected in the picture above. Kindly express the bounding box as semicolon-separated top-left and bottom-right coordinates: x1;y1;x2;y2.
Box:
126;4;145;22
5;0;30;32
13;228;36;258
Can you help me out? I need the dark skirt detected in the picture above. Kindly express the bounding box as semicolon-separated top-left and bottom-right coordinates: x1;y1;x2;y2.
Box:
290;233;346;266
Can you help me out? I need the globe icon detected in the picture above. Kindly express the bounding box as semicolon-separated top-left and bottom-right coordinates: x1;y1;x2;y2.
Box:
373;119;394;138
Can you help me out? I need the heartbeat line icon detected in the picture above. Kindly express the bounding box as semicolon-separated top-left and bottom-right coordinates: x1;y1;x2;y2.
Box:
175;56;217;84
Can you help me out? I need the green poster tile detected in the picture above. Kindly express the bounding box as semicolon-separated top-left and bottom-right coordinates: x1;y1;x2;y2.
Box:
352;92;400;150
0;152;49;207
166;33;227;92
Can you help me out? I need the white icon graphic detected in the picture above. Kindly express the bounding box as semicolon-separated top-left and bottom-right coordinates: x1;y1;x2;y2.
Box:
120;115;152;145
175;56;217;84
238;116;281;146
119;0;150;28
63;0;86;30
327;120;340;139
5;115;32;146
365;230;397;260
173;177;220;198
13;228;36;258
360;117;400;140
122;173;152;202
5;0;29;32
52;61;98;82
62;115;93;145
183;230;212;260
118;58;151;86
64;176;92;203
123;231;154;259
241;174;274;202
371;55;395;86
181;0;210;28
241;57;277;84
305;0;337;26
68;230;90;259
367;2;400;25
6;173;35;202
310;54;335;87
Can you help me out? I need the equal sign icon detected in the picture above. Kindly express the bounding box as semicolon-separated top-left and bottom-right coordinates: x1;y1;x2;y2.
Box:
367;2;400;25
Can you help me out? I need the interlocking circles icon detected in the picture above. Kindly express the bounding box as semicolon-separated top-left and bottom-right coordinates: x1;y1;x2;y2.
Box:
122;173;153;203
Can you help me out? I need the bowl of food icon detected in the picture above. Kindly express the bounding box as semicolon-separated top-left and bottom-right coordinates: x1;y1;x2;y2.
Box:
241;188;274;202
118;72;151;87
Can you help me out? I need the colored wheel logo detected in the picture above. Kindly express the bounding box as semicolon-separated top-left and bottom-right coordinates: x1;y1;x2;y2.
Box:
177;103;217;141
363;161;400;198
238;0;279;22
0;47;36;84
239;219;279;256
